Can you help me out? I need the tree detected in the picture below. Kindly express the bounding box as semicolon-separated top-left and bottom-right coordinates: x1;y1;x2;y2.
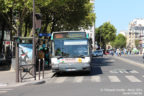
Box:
135;40;139;48
0;0;34;36
113;34;126;49
95;22;116;49
0;0;95;37
38;0;95;33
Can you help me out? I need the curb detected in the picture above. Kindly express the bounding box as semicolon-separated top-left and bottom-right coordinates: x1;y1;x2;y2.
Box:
12;80;46;87
0;70;53;88
24;80;46;86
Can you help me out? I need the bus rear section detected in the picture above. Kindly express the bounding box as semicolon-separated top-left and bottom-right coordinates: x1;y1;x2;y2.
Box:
51;39;91;72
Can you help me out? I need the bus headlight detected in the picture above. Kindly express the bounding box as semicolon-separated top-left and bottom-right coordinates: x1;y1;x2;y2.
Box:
82;57;90;63
51;58;59;64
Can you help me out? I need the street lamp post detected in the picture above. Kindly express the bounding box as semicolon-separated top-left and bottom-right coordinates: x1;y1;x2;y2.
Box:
16;30;20;82
32;0;36;79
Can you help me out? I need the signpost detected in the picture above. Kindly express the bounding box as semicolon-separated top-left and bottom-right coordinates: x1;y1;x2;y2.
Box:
39;33;51;37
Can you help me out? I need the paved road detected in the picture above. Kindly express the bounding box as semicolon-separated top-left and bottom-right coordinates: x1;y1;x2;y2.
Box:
1;56;144;96
120;55;143;64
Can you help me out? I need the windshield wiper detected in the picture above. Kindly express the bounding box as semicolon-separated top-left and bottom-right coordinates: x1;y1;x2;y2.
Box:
77;55;85;58
57;56;63;59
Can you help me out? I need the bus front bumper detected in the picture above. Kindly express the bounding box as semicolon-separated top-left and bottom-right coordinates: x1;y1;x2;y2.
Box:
52;63;91;72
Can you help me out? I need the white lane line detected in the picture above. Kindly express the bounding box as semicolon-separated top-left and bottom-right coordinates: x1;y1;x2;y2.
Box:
0;91;8;94
0;89;13;91
108;76;121;82
110;60;115;62
73;77;84;83
130;70;139;73
142;75;144;77
119;71;124;73
125;76;142;82
123;71;129;73
0;83;8;87
91;76;101;82
54;77;67;84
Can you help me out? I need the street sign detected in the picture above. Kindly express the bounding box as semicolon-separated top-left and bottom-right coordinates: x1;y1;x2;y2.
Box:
35;13;42;29
39;33;51;37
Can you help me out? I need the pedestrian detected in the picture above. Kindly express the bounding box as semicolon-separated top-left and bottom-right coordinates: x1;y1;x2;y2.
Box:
111;50;114;56
142;48;144;63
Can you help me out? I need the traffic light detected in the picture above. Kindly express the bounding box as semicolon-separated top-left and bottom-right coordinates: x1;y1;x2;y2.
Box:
35;13;42;20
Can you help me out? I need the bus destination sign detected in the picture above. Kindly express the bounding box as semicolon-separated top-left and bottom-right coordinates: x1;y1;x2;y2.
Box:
54;32;86;39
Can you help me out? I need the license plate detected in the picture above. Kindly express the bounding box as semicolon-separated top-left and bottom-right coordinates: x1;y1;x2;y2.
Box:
64;58;76;62
66;69;76;71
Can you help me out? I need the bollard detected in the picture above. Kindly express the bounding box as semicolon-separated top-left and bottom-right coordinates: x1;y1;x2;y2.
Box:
39;59;41;80
42;58;45;78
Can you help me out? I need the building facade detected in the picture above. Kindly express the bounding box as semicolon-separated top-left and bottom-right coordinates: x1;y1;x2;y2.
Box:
126;18;144;50
80;0;95;50
88;0;95;50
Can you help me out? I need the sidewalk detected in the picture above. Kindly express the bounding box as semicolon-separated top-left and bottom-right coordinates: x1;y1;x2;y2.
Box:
0;69;54;88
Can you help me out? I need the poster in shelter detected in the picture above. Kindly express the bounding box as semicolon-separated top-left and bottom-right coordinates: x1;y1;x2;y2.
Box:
19;44;33;65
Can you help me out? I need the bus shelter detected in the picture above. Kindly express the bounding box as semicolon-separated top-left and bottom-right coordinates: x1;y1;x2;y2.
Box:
13;37;50;82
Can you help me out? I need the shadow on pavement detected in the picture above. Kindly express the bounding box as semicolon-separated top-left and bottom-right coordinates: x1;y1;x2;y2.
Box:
0;60;11;71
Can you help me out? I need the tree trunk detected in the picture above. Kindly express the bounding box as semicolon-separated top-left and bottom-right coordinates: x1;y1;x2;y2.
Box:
0;23;5;54
51;20;56;33
43;22;49;33
18;18;23;37
24;22;28;37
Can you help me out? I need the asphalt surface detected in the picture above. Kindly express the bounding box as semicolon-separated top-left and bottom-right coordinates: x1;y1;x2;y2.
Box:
120;55;143;64
0;55;144;96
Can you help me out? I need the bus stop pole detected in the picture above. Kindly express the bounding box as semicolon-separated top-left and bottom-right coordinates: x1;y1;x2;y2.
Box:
16;28;20;82
42;58;45;79
39;59;41;80
32;0;36;80
16;40;19;82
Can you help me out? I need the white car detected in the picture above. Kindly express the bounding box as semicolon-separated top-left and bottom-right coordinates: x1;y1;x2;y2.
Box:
92;50;103;57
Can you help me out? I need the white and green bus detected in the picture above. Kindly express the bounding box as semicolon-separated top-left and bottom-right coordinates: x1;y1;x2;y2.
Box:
51;31;92;73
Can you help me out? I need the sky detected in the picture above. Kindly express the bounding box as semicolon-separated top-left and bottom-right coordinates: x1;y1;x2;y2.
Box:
94;0;144;34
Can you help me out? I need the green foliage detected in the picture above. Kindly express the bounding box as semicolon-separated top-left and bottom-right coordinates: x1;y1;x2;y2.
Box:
135;40;139;48
39;0;95;32
0;0;95;37
113;34;126;48
95;22;116;49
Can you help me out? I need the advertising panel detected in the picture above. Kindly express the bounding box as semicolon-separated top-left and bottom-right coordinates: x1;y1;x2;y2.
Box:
19;44;33;65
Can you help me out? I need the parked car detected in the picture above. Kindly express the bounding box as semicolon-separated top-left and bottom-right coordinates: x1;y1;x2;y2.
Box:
92;50;103;57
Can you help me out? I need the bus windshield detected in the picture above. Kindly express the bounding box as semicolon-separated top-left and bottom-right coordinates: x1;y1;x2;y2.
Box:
54;39;89;57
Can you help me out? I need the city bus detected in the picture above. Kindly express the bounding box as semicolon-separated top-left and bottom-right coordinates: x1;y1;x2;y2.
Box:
51;31;92;73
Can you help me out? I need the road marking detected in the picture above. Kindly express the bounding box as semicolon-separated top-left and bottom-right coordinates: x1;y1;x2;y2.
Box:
108;76;121;82
73;77;84;83
110;60;115;62
125;76;142;82
0;89;13;91
110;70;119;73
55;77;67;84
129;70;139;73
123;70;129;73
142;75;144;77
119;71;124;73
0;91;8;94
0;89;13;94
0;83;7;87
91;76;101;82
